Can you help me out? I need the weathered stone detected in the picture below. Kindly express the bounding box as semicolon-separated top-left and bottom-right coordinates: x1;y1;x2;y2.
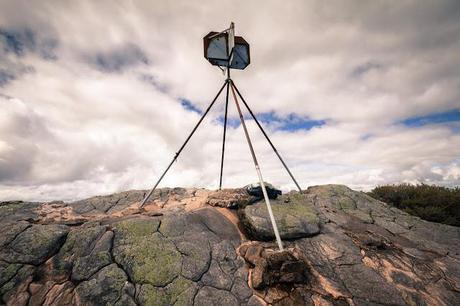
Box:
247;295;266;306
71;230;114;281
240;244;309;290
1;224;68;265
0;264;35;305
52;224;107;278
307;185;375;224
186;208;241;244
206;188;258;208
1;184;459;306
231;276;253;302
174;233;211;281
113;282;137;306
240;193;320;240
0;221;31;247
43;281;75;305
0;261;22;288
138;276;197;306
75;264;127;305
202;260;233;290
159;215;187;237
0;201;39;223
113;218;181;286
72;251;112;281
194;286;239;306
336;264;406;306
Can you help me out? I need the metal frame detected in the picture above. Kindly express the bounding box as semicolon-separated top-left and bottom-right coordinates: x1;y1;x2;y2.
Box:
140;24;301;251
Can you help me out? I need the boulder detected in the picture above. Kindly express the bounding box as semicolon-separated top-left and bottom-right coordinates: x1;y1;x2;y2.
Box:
240;193;320;240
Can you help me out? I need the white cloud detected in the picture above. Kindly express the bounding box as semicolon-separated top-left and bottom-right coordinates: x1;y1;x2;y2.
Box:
0;0;459;201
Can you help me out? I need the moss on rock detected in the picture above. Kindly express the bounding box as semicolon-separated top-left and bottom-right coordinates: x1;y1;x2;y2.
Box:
113;218;181;286
307;185;374;223
240;193;320;240
138;276;196;306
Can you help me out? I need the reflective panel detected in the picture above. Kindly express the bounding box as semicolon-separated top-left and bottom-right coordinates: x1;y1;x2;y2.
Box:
203;31;250;70
207;34;227;60
230;44;249;69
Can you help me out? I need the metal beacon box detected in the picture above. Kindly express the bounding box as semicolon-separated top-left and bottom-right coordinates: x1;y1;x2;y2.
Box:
203;27;250;70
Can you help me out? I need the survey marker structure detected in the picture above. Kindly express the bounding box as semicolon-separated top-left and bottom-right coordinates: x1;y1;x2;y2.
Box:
140;23;302;251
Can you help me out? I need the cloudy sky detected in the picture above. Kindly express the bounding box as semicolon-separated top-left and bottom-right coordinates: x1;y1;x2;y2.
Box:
1;0;459;201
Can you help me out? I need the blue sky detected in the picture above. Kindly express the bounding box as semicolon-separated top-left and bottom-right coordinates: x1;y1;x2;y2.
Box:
0;0;459;201
401;108;460;128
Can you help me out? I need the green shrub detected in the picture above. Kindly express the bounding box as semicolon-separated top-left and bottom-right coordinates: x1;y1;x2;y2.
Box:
367;183;460;226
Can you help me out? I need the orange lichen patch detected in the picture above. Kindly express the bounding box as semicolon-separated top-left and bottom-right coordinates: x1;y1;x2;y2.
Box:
311;294;334;306
318;241;343;261
314;270;351;299
362;256;379;270
142;188;210;212
361;253;447;306
36;203;88;224
42;281;74;306
139;202;157;213
183;190;210;211
264;286;290;304
5;274;32;306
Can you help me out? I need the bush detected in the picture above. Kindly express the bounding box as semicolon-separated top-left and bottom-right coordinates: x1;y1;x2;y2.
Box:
367;183;460;226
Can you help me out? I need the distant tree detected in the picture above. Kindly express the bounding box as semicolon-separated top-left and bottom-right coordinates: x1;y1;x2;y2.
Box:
367;183;460;226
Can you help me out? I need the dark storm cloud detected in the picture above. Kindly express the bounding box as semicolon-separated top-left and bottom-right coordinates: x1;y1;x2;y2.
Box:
86;43;149;73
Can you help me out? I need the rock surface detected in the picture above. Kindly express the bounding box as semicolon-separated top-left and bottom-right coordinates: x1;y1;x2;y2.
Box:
0;184;458;305
240;193;320;240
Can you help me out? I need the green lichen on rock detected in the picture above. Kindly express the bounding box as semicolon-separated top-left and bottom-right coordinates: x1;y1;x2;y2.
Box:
307;184;374;223
115;218;160;238
0;264;35;301
138;276;197;306
74;263;127;306
72;251;112;281
6;224;69;265
0;201;25;215
0;262;22;288
241;193;320;240
113;218;181;286
52;224;106;276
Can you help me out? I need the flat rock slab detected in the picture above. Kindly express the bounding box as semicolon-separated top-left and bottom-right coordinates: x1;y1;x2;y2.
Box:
240;193;320;240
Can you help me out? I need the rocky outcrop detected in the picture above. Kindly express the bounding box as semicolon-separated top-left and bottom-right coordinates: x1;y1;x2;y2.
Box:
0;184;459;305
